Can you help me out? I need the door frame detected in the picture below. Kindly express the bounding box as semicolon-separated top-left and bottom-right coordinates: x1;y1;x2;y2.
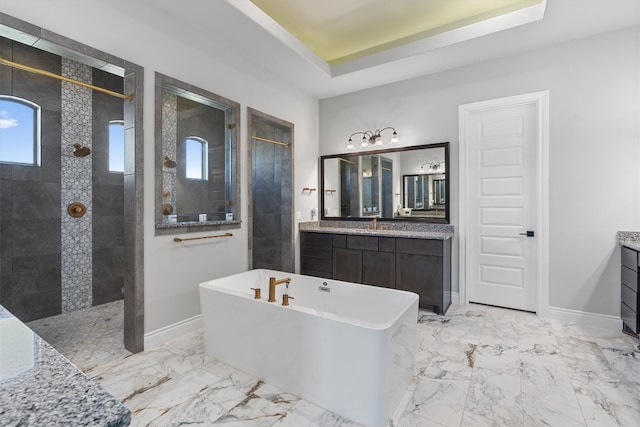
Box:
458;91;550;316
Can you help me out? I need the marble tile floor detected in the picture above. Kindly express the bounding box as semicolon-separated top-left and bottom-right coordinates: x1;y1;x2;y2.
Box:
27;302;640;426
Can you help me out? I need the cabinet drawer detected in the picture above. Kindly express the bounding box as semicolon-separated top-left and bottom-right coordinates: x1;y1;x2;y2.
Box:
622;284;637;312
396;238;442;256
301;232;332;247
379;237;396;253
347;235;378;251
622;266;638;292
621;302;637;333
622;246;638;272
332;234;347;248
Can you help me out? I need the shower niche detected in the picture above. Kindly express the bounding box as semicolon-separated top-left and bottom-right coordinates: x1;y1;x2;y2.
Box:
154;73;241;234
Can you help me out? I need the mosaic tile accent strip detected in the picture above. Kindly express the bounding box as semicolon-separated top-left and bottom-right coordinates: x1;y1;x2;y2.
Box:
61;58;93;313
161;91;177;221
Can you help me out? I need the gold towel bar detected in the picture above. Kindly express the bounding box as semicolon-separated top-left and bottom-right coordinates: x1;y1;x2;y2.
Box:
252;136;290;147
173;233;233;242
0;57;134;101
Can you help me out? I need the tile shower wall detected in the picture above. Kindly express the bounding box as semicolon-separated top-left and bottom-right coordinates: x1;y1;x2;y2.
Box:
60;58;93;312
0;37;124;321
92;69;124;306
0;40;62;321
252;120;293;272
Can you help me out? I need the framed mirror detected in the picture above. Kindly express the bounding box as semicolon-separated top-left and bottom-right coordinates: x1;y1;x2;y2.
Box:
321;142;449;223
155;73;241;234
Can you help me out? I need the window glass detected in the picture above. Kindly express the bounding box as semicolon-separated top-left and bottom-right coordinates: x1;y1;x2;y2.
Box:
0;96;40;166
109;121;125;173
186;137;208;180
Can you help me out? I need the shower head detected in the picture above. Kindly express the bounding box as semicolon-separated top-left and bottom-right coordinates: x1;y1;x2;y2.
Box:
164;156;177;168
73;144;91;157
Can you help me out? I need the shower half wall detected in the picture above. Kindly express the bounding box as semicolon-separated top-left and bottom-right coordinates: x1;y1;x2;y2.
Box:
0;37;124;322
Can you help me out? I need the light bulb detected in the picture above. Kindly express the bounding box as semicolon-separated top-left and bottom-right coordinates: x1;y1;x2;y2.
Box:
390;132;399;144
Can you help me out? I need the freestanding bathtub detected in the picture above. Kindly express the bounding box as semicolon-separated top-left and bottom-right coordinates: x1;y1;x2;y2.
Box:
199;269;418;427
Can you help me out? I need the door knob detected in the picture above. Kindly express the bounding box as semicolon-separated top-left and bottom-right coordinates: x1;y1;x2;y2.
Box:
519;231;535;237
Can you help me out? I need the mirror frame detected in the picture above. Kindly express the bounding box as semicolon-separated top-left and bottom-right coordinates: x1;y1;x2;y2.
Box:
320;142;450;223
154;72;241;235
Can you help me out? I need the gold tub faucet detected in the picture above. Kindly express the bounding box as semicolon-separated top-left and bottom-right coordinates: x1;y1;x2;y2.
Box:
268;277;291;302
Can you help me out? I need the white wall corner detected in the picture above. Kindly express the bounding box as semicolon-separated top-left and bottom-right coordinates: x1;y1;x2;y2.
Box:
144;314;202;349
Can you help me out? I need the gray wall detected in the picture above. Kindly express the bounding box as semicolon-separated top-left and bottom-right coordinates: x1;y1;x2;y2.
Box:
319;26;640;318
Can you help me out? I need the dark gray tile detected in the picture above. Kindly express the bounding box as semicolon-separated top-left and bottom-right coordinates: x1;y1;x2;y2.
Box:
93;277;124;306
93;246;125;281
93;215;124;249
11;218;61;257
4;253;61;296
93;184;124;216
12;181;61;220
41;109;61;147
4;289;61;323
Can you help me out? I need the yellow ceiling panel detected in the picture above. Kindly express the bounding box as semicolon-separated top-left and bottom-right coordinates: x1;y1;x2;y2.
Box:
251;0;543;64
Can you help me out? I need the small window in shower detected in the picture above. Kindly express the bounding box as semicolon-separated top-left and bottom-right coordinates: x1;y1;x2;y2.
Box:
109;120;125;173
0;96;41;166
185;136;208;181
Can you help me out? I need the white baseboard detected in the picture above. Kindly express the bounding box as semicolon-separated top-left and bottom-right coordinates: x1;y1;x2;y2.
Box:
451;292;460;306
548;306;622;331
144;314;202;349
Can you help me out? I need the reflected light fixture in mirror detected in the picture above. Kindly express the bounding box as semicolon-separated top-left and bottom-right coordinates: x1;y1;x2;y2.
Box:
419;162;440;173
345;127;399;150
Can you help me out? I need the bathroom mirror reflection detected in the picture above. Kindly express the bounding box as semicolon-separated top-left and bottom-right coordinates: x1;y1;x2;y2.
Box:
321;142;449;223
155;73;241;233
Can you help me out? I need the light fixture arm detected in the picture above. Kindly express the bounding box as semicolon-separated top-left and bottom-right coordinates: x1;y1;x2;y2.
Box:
345;127;399;150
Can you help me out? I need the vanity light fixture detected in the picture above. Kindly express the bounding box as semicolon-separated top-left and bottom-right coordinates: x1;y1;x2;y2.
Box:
345;127;399;151
419;162;440;173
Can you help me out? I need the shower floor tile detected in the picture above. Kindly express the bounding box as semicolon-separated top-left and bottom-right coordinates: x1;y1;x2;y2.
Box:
26;299;129;372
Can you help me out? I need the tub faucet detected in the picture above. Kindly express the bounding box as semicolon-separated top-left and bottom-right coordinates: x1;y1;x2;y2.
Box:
268;276;291;302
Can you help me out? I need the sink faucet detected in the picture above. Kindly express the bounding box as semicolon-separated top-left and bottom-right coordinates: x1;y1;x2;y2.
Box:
371;217;378;230
268;276;291;302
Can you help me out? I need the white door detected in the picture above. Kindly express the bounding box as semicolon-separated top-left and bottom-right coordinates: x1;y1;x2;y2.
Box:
461;94;546;312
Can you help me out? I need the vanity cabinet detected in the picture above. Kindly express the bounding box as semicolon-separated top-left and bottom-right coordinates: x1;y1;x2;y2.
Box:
300;231;451;314
621;245;639;335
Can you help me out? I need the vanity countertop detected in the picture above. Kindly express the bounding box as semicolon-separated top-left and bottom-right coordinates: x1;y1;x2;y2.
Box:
300;221;453;240
618;231;640;251
0;305;130;426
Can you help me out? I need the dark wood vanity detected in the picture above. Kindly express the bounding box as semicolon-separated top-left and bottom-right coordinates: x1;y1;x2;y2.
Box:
621;245;639;335
301;230;451;314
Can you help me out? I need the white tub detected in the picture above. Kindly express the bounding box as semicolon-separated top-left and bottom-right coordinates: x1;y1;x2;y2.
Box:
199;269;418;427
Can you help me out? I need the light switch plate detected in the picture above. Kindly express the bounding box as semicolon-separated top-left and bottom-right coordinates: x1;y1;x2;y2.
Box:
295;211;302;220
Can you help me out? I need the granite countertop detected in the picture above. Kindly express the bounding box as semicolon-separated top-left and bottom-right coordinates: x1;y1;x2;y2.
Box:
300;221;454;240
618;231;640;251
0;305;130;426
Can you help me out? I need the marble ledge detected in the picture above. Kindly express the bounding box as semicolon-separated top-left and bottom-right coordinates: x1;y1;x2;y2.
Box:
0;305;130;427
618;230;640;251
300;221;454;240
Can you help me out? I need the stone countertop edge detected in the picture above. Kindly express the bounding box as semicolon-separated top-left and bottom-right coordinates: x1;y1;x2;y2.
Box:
619;231;640;251
0;305;131;427
300;221;453;239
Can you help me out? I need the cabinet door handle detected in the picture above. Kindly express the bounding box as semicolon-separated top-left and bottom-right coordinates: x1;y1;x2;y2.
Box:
519;230;535;237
